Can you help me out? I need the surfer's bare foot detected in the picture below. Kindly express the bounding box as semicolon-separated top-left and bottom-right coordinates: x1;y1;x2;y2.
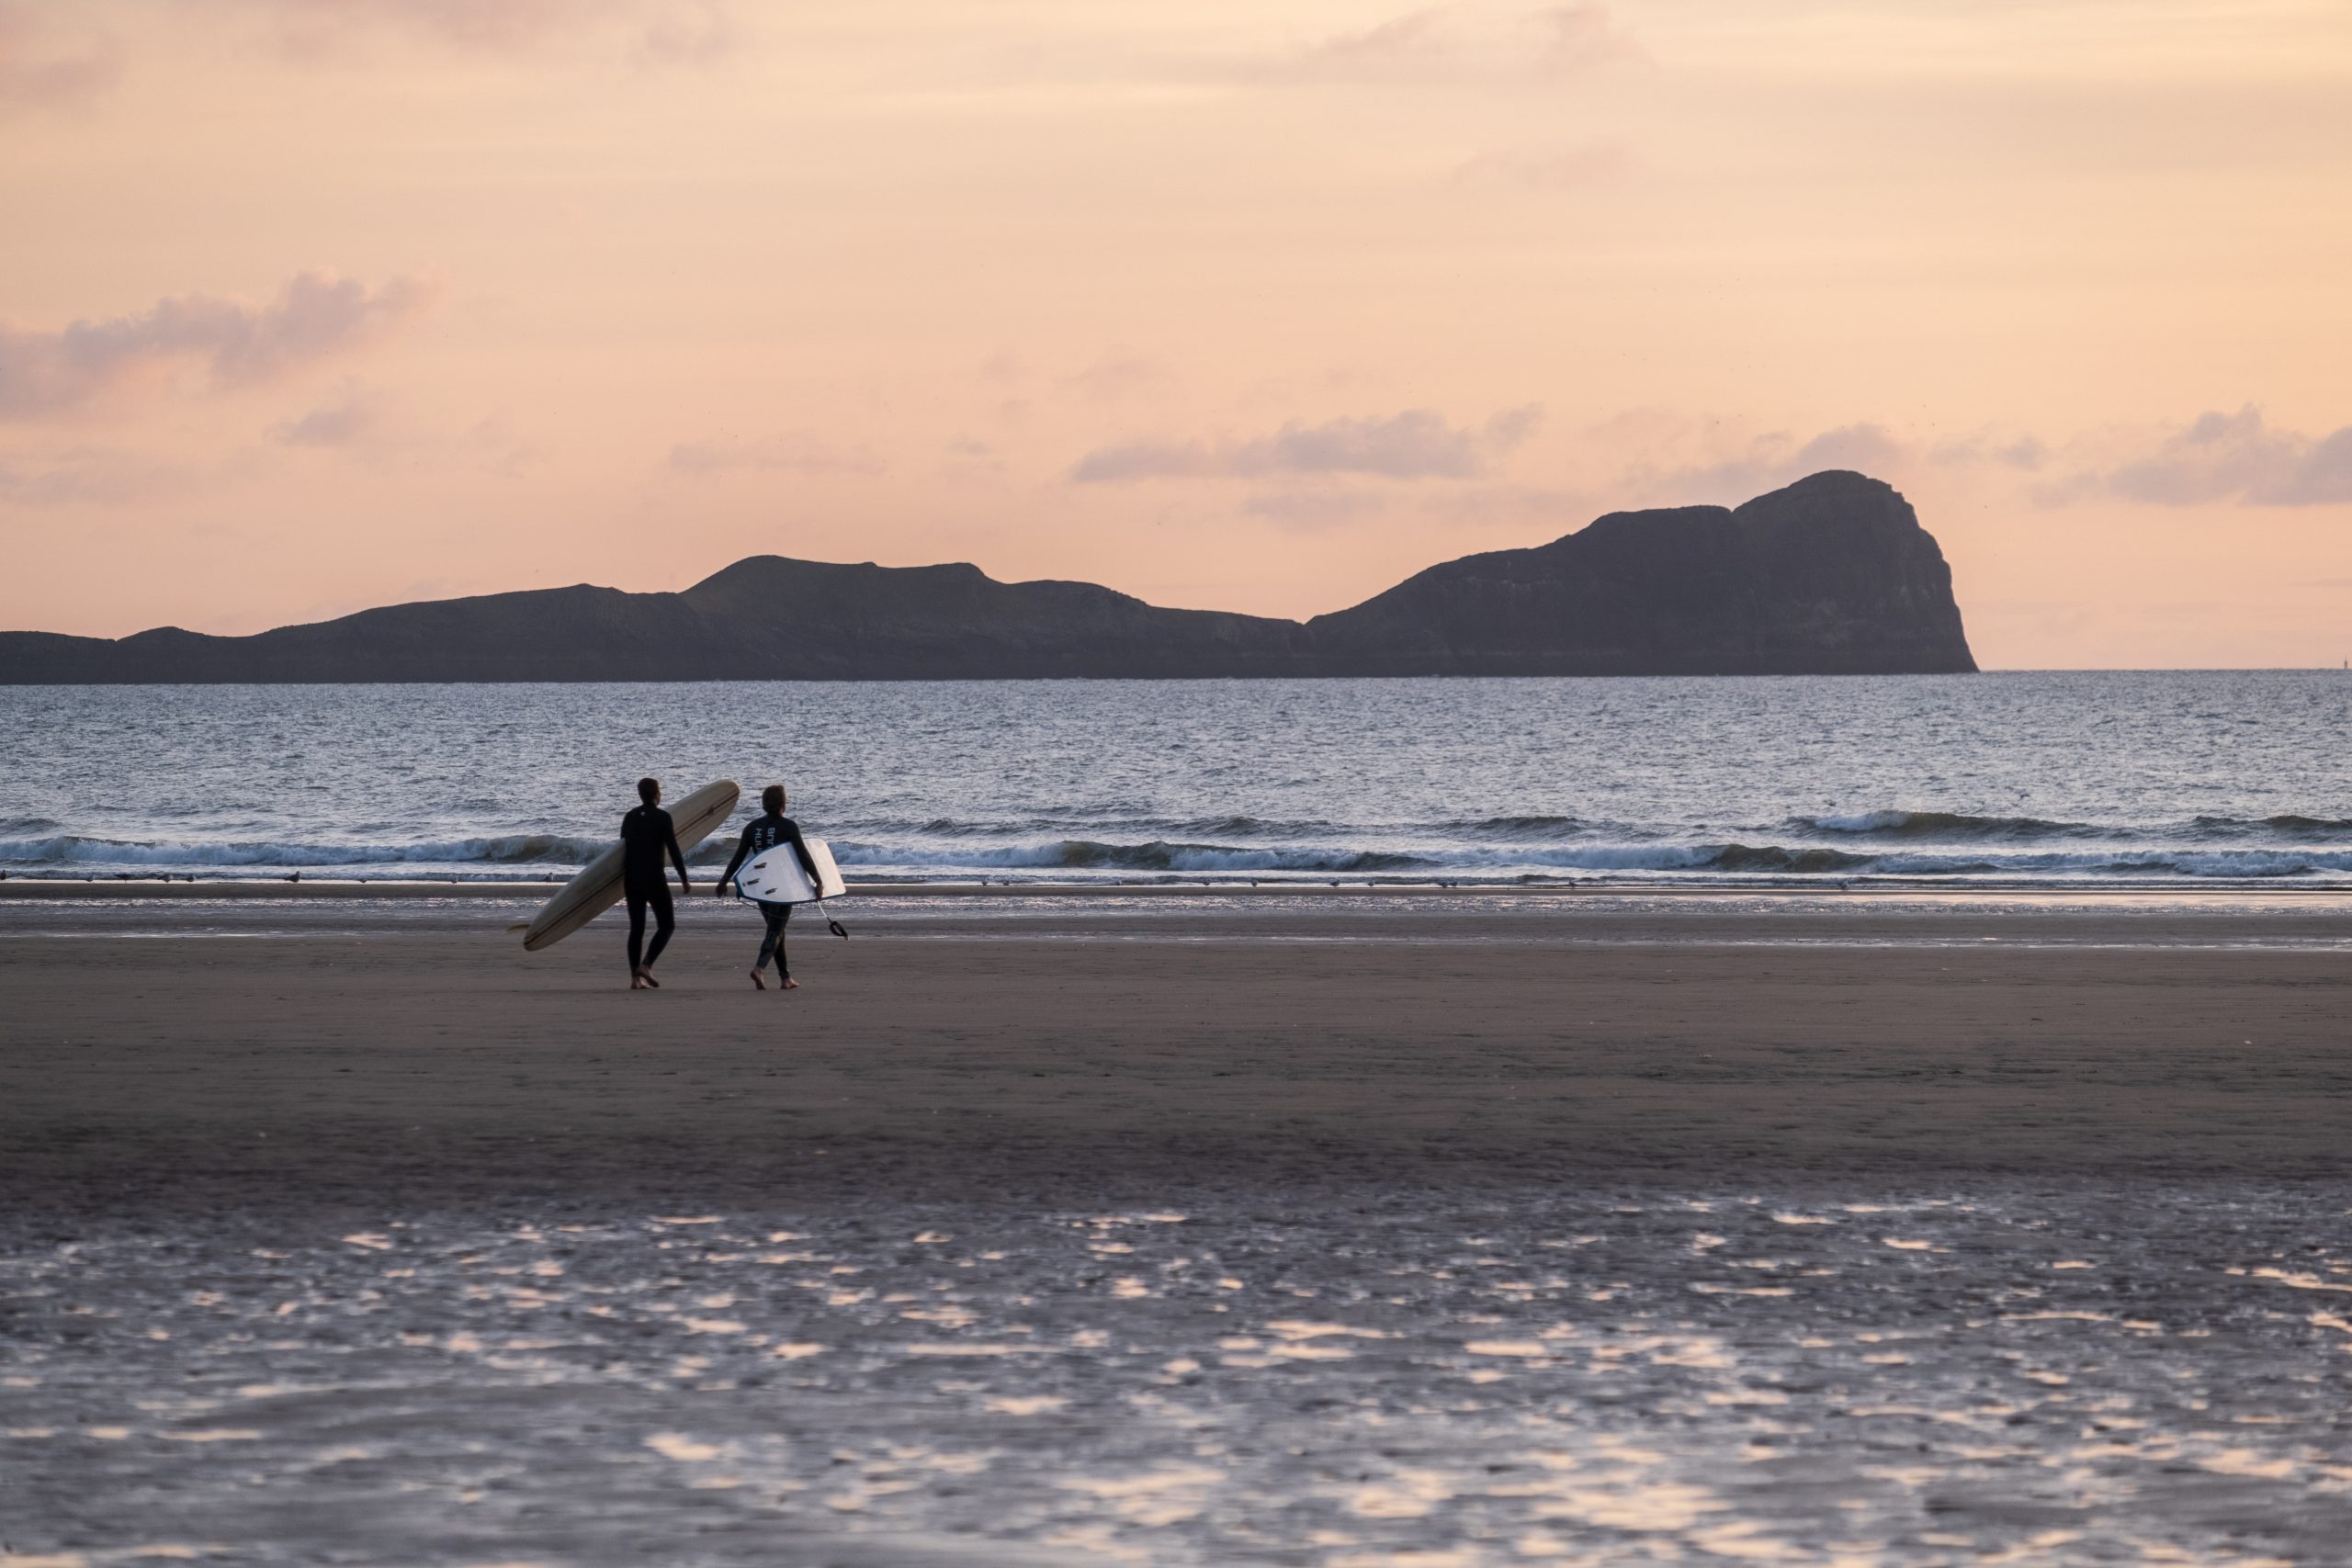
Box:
779;977;800;990
629;974;648;990
749;969;766;990
636;968;661;989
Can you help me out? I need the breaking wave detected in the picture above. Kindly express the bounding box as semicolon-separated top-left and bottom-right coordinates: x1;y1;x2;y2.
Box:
2191;814;2352;840
11;827;2352;884
1436;815;1595;840
1707;844;1878;874
889;815;1346;840
1793;810;2106;840
831;839;1431;874
1796;809;2352;846
0;833;616;868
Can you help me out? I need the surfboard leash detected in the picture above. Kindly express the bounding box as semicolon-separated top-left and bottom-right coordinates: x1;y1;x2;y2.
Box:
726;840;849;937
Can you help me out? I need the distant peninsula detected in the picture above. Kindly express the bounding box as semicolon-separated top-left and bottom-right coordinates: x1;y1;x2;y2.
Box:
0;471;1975;682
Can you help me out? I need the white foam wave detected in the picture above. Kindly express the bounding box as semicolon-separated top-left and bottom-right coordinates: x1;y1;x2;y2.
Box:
0;833;611;868
827;839;1430;874
11;830;2352;884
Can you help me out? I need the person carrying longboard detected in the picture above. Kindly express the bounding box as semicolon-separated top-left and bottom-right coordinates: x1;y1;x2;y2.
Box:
715;784;823;990
621;776;692;989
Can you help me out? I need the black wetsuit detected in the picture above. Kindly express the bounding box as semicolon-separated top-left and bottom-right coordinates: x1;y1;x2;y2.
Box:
619;803;689;975
718;813;820;978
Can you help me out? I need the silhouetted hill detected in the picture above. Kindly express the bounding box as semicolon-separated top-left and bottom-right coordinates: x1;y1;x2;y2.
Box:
1308;470;1974;674
0;471;1973;682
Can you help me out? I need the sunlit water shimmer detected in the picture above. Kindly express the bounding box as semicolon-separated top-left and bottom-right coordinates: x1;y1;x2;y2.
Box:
5;671;2351;887
5;1186;2348;1564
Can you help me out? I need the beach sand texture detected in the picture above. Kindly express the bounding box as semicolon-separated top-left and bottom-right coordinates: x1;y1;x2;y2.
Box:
5;895;2350;1563
5;896;2350;1203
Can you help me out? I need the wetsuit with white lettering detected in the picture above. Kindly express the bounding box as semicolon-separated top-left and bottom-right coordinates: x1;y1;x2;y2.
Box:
718;813;820;978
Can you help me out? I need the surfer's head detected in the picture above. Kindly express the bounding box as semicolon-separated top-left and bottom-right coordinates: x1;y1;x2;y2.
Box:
763;784;786;814
638;777;661;805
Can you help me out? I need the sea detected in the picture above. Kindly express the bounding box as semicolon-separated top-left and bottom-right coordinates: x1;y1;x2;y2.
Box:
5;671;2349;887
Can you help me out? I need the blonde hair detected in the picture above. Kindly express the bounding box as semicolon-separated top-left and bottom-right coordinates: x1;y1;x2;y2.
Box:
762;784;786;813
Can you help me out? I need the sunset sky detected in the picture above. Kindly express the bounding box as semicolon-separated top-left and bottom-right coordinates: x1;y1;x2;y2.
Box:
3;0;2348;667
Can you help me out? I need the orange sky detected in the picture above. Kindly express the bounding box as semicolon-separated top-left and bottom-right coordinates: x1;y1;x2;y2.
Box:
3;0;2348;666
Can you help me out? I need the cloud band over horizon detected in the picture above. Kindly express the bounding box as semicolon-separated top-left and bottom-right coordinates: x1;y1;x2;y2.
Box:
1073;406;1544;483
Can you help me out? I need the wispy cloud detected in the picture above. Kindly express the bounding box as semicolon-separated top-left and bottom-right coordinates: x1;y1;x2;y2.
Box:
0;271;433;421
1453;140;1636;187
1243;490;1389;529
634;1;738;65
268;384;384;447
1597;422;1911;505
1928;433;2047;471
0;446;198;507
1560;404;2352;513
262;387;530;475
666;433;883;478
1258;3;1644;85
0;3;124;110
2091;405;2352;507
1073;406;1543;483
938;436;1007;479
1061;349;1174;402
1282;9;1448;82
251;0;742;63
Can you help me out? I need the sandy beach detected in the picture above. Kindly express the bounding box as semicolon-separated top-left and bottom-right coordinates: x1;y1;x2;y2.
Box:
7;891;2351;1563
5;889;2349;1209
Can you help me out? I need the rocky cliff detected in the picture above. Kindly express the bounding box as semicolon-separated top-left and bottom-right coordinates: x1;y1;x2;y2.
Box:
1306;471;1974;675
0;471;1973;682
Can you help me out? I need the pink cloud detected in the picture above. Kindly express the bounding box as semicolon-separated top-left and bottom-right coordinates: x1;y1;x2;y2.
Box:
1258;3;1643;85
1074;406;1543;483
251;0;741;63
0;271;434;421
667;433;884;477
2100;406;2352;508
0;4;124;110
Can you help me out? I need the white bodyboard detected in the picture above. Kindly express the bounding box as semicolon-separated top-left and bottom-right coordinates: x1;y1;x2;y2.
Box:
736;837;847;904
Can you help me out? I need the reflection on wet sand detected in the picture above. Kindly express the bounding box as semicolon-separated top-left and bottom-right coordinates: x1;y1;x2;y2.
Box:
5;1183;2348;1564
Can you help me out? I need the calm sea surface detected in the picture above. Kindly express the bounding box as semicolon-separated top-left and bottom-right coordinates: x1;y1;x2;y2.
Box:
5;672;2348;886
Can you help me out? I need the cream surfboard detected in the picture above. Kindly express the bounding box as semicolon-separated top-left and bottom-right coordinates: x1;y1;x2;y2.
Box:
522;780;741;952
733;837;847;905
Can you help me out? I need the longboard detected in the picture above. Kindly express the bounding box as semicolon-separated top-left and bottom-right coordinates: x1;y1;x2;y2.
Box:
734;837;847;904
521;780;741;952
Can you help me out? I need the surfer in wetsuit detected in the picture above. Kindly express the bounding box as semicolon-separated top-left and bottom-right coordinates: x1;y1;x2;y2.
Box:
621;777;691;989
716;784;821;990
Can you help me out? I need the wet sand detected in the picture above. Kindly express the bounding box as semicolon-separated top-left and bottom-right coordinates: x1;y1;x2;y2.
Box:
6;896;2350;1564
3;894;2348;1208
8;1188;2352;1565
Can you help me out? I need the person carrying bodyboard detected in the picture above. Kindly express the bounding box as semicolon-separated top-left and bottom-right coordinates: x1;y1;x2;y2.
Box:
715;784;843;990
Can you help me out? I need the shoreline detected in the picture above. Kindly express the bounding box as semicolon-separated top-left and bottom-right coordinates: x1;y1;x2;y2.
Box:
9;875;2352;902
